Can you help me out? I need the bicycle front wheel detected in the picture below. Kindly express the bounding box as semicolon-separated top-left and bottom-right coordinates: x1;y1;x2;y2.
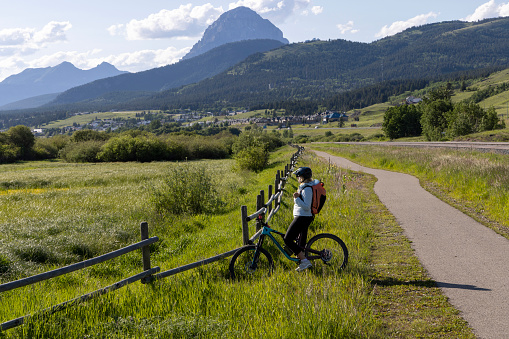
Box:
305;233;348;272
229;245;274;280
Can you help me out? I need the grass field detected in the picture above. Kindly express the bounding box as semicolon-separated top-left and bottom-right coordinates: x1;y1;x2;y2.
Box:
42;111;148;129
0;146;476;338
310;143;509;239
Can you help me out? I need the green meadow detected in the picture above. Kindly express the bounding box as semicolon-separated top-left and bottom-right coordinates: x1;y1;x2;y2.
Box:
0;146;474;338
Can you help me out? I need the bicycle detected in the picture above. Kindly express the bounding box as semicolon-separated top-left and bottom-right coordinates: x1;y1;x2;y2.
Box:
229;209;348;280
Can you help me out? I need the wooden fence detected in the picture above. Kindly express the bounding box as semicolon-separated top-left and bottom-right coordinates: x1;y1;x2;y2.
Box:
0;146;303;332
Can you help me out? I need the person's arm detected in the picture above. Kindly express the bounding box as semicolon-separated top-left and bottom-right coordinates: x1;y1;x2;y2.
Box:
294;186;312;212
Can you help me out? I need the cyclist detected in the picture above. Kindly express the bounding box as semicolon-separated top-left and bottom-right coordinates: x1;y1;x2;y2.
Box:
284;166;320;272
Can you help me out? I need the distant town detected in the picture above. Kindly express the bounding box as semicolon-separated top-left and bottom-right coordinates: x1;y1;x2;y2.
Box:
30;110;357;136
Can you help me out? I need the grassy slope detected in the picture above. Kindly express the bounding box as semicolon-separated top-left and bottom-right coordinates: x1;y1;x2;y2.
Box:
0;147;475;338
310;143;509;239
41;111;144;129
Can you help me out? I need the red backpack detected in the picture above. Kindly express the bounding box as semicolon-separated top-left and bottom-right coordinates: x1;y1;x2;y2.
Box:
300;182;327;215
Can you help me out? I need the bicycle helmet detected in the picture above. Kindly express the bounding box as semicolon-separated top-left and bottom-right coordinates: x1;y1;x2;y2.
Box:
293;167;312;179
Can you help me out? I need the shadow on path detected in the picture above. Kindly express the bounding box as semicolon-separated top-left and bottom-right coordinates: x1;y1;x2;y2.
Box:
436;281;491;291
372;278;491;291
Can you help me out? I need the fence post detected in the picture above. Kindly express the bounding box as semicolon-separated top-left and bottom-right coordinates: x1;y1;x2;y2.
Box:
268;185;273;215
275;172;280;209
140;222;153;283
241;205;249;245
256;193;263;231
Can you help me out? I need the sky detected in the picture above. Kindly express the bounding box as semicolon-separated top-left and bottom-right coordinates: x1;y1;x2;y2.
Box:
1;0;509;82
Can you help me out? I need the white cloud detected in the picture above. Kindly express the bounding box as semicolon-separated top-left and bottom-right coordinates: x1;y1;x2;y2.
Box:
0;21;71;50
463;0;509;21
32;21;72;44
311;6;323;15
101;47;190;72
337;21;359;35
375;12;438;38
109;4;224;40
228;0;313;23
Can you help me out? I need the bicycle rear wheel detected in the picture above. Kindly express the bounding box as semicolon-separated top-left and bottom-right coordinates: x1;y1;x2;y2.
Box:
305;233;348;272
229;245;274;280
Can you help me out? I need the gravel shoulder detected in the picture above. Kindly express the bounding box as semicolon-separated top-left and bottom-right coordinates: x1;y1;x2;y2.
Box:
314;150;509;339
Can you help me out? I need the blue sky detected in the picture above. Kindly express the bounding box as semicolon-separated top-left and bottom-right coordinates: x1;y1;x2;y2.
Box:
0;0;508;81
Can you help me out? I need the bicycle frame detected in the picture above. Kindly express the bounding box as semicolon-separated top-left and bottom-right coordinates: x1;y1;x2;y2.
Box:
258;224;299;262
254;217;324;263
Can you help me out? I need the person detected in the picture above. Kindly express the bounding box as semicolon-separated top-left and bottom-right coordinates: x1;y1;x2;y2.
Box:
284;166;320;272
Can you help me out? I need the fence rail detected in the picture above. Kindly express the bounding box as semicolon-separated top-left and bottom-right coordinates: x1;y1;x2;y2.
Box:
0;145;304;332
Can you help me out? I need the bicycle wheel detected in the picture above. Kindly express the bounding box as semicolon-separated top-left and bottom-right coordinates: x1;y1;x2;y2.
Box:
229;245;274;280
305;233;348;272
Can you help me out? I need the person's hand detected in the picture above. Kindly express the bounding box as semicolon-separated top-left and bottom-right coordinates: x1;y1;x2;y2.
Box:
293;192;300;198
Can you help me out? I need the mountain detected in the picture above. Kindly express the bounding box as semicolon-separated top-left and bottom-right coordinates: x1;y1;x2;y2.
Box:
183;6;288;60
11;17;509;115
122;17;509;110
0;93;60;111
48;39;285;106
0;62;127;108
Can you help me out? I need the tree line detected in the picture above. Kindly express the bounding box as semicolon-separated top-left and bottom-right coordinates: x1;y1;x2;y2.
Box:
0;124;287;173
382;85;506;140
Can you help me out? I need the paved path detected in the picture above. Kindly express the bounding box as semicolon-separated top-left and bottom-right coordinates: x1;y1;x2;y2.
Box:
314;150;509;339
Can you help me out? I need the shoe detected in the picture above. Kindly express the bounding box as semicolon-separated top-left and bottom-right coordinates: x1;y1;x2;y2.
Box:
295;259;312;272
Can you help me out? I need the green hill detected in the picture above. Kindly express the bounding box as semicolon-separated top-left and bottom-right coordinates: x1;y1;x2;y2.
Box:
123;17;509;111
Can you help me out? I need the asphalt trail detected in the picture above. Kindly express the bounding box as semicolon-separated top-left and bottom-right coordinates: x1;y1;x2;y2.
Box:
314;150;509;339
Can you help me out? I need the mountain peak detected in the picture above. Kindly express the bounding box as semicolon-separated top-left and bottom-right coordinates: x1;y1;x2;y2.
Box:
0;62;127;108
55;61;77;69
183;6;288;60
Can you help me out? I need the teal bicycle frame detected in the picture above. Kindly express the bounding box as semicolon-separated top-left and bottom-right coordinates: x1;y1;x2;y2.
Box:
258;224;300;263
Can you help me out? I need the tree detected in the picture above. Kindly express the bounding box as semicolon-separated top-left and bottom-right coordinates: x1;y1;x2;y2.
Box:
382;105;422;140
447;102;485;137
447;103;504;138
419;87;454;141
420;99;452;141
70;130;109;142
7;125;35;158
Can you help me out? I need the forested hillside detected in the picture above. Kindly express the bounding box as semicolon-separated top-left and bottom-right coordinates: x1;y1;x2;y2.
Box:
70;17;509;113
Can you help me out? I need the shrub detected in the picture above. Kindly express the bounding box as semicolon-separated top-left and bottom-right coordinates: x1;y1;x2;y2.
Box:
151;164;221;215
71;130;110;142
184;137;230;159
0;143;20;163
98;134;171;162
59;141;104;162
234;146;269;172
33;136;70;159
231;129;282;172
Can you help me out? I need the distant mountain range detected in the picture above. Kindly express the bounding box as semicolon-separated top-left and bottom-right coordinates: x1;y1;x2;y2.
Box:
49;39;285;106
0;6;288;111
182;6;288;60
0;62;127;109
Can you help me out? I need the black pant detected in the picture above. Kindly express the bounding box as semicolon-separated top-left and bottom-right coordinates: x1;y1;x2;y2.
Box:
284;216;314;255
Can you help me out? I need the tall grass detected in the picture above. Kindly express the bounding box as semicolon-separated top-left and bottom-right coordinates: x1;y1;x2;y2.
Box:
311;143;509;237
